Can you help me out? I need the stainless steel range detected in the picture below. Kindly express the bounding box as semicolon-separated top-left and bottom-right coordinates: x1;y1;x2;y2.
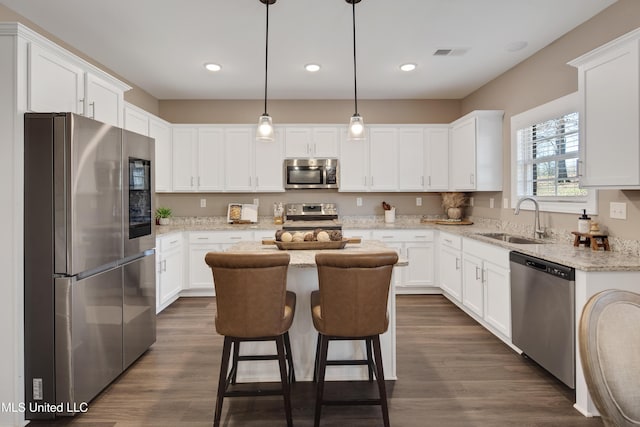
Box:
283;203;341;231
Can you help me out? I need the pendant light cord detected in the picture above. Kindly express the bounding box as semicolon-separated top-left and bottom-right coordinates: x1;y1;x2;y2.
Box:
351;0;358;115
263;1;270;115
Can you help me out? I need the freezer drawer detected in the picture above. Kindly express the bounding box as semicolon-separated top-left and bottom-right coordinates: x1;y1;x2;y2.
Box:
123;251;157;368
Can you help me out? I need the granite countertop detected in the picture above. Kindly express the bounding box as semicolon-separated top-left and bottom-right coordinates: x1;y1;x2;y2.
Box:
156;215;640;272
224;239;408;268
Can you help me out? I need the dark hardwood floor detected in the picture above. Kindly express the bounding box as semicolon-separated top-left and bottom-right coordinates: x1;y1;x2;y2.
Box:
31;295;603;426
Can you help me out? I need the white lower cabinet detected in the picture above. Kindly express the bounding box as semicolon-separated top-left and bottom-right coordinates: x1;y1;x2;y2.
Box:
461;238;511;340
187;231;254;293
438;232;462;302
156;233;184;313
371;230;435;294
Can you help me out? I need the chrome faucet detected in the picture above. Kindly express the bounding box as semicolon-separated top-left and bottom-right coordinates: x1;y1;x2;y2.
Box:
514;197;544;239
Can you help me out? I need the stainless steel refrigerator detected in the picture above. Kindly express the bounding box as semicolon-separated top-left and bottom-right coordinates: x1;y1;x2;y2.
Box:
24;113;156;419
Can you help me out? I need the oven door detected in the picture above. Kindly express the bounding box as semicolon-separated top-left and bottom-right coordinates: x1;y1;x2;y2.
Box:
123;130;155;256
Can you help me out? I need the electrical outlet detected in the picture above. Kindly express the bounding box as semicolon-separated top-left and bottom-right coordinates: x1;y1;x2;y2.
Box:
489;198;495;208
356;197;363;207
610;202;627;219
416;197;422;207
253;198;259;206
200;198;206;208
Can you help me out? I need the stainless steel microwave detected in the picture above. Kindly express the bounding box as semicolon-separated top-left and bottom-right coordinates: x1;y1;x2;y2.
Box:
284;158;339;189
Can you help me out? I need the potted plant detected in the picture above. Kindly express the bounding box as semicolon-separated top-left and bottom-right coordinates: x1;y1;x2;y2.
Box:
441;192;467;220
155;207;172;225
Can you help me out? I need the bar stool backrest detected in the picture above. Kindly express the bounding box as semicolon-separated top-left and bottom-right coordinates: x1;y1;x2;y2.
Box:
315;252;398;337
205;252;291;338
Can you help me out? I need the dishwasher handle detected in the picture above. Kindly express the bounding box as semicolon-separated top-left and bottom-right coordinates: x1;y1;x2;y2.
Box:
525;260;547;271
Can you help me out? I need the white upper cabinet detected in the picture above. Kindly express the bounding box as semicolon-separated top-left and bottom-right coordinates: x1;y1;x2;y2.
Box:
449;110;503;191
26;30;129;126
284;126;339;158
339;133;369;191
149;117;172;193
172;127;221;192
224;127;284;192
569;28;640;188
197;128;224;191
124;104;149;135
85;72;123;127
424;126;449;191
397;127;425;191
28;43;84;114
369;127;398;191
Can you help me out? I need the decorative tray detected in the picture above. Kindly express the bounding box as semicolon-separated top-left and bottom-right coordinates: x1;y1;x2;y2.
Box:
262;238;361;250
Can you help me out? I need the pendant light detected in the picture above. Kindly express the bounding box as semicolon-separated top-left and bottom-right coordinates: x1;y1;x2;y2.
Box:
256;0;276;141
346;0;364;140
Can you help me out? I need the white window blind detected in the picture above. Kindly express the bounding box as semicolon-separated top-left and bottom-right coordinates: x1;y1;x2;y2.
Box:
516;112;586;200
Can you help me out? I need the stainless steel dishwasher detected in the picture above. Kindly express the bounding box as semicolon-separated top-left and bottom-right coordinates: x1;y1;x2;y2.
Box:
510;251;576;388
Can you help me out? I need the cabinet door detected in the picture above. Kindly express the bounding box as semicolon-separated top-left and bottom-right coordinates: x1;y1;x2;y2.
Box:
369;127;398;191
188;245;219;291
150;118;172;192
224;128;254;191
28;43;84;114
284;127;312;157
160;248;183;307
197;128;224;191
450;117;476;190
124;106;149;136
339;138;369;191
172;127;198;191
483;261;511;338
462;252;483;317
404;242;434;288
398;128;425;191
312;127;340;157
255;129;285;192
85;72;123;127
425;127;449;191
440;245;462;302
580;44;640;187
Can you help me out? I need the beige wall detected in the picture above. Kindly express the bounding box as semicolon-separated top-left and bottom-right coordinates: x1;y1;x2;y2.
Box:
158;99;461;124
0;4;160;115
462;0;640;239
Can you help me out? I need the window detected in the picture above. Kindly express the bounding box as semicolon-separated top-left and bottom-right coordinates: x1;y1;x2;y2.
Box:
511;93;597;214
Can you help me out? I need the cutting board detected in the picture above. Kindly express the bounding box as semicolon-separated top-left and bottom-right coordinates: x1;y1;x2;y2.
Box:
227;203;258;223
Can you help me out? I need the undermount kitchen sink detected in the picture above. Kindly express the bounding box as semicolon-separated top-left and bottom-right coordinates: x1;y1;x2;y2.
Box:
478;232;546;245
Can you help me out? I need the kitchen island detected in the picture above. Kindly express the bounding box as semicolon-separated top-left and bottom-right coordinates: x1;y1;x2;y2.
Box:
221;239;406;383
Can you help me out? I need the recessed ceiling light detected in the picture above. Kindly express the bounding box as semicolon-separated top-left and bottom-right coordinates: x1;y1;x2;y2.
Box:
400;63;417;72
305;63;321;72
505;41;528;52
204;63;222;72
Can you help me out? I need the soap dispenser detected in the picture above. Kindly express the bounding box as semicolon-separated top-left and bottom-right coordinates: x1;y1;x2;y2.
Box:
578;209;591;233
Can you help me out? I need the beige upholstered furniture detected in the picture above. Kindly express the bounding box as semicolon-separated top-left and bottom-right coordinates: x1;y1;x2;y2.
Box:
205;252;296;427
579;289;640;427
311;251;398;427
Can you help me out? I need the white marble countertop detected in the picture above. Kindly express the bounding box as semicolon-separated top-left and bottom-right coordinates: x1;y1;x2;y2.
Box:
224;239;408;268
156;215;640;272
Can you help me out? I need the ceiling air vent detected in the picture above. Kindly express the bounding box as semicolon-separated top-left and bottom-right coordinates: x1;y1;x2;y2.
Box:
433;48;469;57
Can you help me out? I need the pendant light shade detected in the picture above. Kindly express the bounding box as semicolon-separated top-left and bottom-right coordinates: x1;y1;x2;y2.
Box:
257;0;276;141
346;0;364;141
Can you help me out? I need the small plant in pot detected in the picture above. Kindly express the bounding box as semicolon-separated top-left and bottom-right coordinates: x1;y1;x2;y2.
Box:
441;192;467;220
155;207;172;225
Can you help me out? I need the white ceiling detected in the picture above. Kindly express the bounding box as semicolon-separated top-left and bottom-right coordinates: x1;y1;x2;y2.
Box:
1;0;616;100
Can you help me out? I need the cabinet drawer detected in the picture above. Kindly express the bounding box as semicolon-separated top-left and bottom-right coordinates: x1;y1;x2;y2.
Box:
463;237;509;268
189;230;254;244
158;233;183;251
439;232;462;250
371;229;434;242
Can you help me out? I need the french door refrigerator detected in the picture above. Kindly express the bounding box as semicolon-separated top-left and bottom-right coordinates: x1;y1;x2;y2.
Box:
24;113;156;419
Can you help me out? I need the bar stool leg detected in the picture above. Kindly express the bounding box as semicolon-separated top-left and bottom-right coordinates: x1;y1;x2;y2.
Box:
372;335;390;427
214;336;233;427
230;340;240;385
276;335;293;427
284;331;296;383
366;338;374;381
314;334;329;427
313;333;321;382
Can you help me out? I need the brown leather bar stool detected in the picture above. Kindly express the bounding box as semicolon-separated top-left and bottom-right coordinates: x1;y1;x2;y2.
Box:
311;251;398;427
205;252;296;427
